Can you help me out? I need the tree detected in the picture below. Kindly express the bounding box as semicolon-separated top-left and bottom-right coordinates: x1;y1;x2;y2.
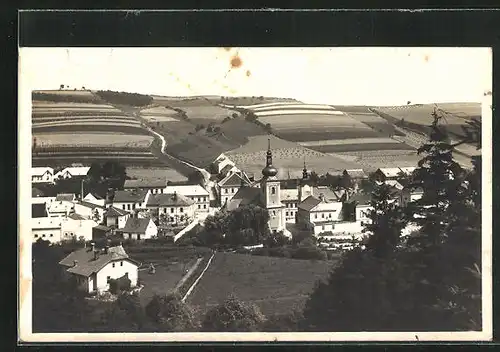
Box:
144;293;197;332
99;293;146;331
264;231;290;248
339;170;354;191
201;296;265;332
363;182;408;257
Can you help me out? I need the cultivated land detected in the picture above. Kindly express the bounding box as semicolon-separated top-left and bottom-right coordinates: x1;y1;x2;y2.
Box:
188;252;335;315
126;167;188;183
32;90;157;165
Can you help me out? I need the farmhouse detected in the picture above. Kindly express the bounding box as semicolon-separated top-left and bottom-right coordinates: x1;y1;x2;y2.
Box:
374;167;403;182
61;214;98;242
32;167;54;184
104;206;131;229
59;244;140;294
83;192;106;207
146;192;196;226
55;166;91;180
74;201;106;222
164;184;210;213
124;179;166;195
112;189;149;212
116;216;158;240
32;217;63;243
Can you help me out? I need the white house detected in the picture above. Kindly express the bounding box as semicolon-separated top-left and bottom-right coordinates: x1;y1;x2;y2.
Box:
32;217;63;243
55;166;90;180
146;192;196;226
211;153;235;174
47;200;75;218
164;184;210;213
83;193;106;207
218;171;252;207
32;167;54;184
104;206;131;229
296;195;344;235
374;167;403;182
280;188;299;223
59;244;140;294
61;214;99;242
117;217;158;240
112;189;149;212
74;201;106;222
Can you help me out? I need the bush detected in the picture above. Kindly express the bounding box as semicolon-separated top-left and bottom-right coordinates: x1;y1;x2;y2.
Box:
108;275;132;294
291;246;327;261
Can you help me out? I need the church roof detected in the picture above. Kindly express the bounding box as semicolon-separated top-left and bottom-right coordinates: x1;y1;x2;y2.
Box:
297;195;322;211
226;187;262;211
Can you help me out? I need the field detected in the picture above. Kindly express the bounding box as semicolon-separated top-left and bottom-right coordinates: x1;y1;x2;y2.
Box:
32;91;157;165
226;135;362;177
329;150;422;170
126;167;188;183
372;103;481;138
188;252;335;316
138;106;180;122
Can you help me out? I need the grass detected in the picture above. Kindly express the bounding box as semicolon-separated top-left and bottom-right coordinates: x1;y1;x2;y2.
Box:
187;252;336;315
329;150;422;170
33;133;154;148
308;142;415;153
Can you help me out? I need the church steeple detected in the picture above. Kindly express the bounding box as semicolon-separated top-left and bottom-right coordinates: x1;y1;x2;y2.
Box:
302;156;308;180
262;138;278;178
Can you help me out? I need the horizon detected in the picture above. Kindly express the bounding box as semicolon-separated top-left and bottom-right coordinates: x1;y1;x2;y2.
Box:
21;47;491;106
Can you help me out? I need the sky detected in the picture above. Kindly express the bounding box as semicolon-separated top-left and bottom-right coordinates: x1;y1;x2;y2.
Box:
19;47;491;106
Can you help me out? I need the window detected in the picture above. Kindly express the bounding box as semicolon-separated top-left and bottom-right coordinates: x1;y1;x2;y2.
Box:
203;204;206;209
286;211;289;217
322;213;325;218
112;263;115;268
328;213;332;218
122;204;126;210
34;234;38;238
322;225;325;230
163;208;167;214
314;213;317;219
224;188;228;194
132;204;136;210
271;187;276;195
50;234;53;237
170;217;174;222
120;261;123;267
198;204;201;209
42;234;46;238
180;208;184;213
127;204;131;210
170;207;174;213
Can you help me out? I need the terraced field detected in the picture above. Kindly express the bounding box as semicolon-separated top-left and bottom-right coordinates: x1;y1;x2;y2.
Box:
188;252;335;316
34;133;154;148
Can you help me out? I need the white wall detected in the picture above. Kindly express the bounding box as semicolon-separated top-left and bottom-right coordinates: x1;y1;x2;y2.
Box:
31;196;56;205
74;203;105;221
61;218;97;242
113;201;145;212
32;170;54;184
314;220;365;236
118;214;130;229
220;185;240;205
32;228;62;243
157;204;196;223
94;259;139;292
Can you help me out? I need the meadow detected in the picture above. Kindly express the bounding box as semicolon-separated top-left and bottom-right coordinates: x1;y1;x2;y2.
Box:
187;252;335;315
126;167;188;183
33;133;154;149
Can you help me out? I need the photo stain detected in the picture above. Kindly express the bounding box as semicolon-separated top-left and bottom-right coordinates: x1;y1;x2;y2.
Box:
223;47;232;52
246;70;252;77
230;55;243;69
424;55;430;63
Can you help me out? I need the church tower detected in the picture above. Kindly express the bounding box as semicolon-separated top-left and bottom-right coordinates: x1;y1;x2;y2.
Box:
298;157;313;203
260;138;285;233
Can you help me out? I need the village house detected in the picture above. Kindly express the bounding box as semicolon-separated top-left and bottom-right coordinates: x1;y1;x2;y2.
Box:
112;189;149;212
124;178;166;195
347;193;372;226
74;201;106;223
54;166;90;180
83;192;106;207
211;153;236;175
146;192;196;226
116;216;158;240
60;213;99;242
47;198;75;218
280;188;299;223
164;184;211;213
296;194;344;235
342;168;368;180
104;206;131;229
218;172;251;207
32;216;64;243
92;225;112;242
31;167;54;184
373;167;403;182
59;244;140;294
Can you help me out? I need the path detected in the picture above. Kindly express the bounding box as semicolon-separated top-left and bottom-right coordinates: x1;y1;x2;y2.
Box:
181;251;216;303
173;257;203;292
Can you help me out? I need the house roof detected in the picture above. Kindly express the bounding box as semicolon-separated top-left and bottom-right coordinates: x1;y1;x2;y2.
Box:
32;203;48;218
93;225;111;232
219;172;248;187
297;196;322;211
32;187;45;197
85;192;103;200
313;186;338;201
347;192;372;206
68;213;86;220
399;167;416;175
57;166;90;177
117;218;153;234
165;184;209;196
56;193;75;202
280;188;299;201
220;164;235;176
77;200;106;209
59;245;138;277
147;193;194;207
113;189;149;203
344;169;367;178
105;206;129;217
377;168;402;178
32;167;53;176
124;179;166;189
226;187;262;211
385;180;404;191
47;201;74;213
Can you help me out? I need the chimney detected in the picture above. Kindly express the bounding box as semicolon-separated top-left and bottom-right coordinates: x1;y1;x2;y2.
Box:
319;193;325;202
73;260;78;267
91;242;95;252
94;250;99;260
104;245;109;254
173;191;177;201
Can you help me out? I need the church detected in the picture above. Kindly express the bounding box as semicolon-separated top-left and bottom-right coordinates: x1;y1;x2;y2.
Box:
224;139;288;235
